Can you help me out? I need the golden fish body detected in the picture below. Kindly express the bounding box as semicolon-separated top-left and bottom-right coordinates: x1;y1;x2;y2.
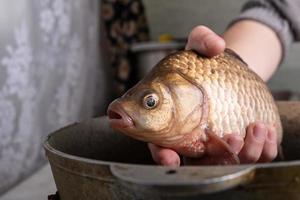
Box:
107;49;282;160
160;49;282;141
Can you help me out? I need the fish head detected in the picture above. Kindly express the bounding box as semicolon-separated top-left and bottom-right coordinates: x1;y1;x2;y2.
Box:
107;70;206;147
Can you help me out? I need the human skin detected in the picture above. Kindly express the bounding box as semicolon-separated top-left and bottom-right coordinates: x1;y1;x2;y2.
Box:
148;20;281;166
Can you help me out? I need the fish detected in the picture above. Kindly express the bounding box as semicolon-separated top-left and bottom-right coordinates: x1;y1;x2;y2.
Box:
107;49;283;165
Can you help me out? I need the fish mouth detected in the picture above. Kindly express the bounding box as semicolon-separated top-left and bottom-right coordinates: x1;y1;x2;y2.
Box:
107;100;134;129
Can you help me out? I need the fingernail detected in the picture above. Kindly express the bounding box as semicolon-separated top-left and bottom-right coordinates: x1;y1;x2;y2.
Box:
226;136;243;154
226;137;234;146
203;34;215;49
226;135;241;146
253;124;266;142
267;128;276;142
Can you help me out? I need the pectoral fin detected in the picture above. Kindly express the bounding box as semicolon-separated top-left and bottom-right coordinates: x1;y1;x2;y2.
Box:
184;129;240;165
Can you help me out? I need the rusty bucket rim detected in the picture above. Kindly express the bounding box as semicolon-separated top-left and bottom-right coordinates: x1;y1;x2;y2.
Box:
43;127;300;170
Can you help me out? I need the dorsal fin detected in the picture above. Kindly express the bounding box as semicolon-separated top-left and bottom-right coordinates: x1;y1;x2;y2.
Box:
224;48;248;66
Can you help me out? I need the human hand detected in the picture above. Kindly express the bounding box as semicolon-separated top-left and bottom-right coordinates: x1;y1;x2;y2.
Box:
226;123;278;164
148;122;278;166
185;25;225;57
147;26;278;166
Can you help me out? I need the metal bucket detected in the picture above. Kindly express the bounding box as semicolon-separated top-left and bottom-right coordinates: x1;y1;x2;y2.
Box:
44;101;300;200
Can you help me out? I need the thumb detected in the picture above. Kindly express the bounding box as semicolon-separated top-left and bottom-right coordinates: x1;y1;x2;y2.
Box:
148;143;181;166
186;25;225;57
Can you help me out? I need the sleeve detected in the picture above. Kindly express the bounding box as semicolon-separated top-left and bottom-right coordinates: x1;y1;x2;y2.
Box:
230;0;300;59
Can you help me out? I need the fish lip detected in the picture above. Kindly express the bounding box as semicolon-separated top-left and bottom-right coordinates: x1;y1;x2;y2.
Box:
107;100;134;129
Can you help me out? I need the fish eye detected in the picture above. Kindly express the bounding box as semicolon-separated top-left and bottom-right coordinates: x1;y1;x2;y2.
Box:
143;93;159;109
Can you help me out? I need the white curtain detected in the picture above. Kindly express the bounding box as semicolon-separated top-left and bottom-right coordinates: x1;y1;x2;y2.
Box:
0;0;109;194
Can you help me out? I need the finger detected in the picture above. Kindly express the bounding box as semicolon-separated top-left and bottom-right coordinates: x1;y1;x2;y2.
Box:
238;123;267;164
148;143;180;167
223;134;244;154
258;126;278;162
185;25;225;57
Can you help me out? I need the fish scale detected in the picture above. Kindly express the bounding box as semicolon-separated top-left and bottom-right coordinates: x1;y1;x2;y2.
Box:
159;49;282;141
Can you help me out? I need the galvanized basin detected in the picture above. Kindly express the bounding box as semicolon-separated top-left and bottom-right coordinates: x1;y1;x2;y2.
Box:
44;101;300;200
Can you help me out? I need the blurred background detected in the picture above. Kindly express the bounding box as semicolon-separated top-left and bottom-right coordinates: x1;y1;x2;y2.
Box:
143;0;300;97
0;0;299;199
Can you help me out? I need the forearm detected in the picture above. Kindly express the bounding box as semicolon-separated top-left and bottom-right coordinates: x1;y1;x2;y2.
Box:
222;20;282;82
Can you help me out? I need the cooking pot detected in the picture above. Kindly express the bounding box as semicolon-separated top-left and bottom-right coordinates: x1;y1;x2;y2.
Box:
44;101;300;200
